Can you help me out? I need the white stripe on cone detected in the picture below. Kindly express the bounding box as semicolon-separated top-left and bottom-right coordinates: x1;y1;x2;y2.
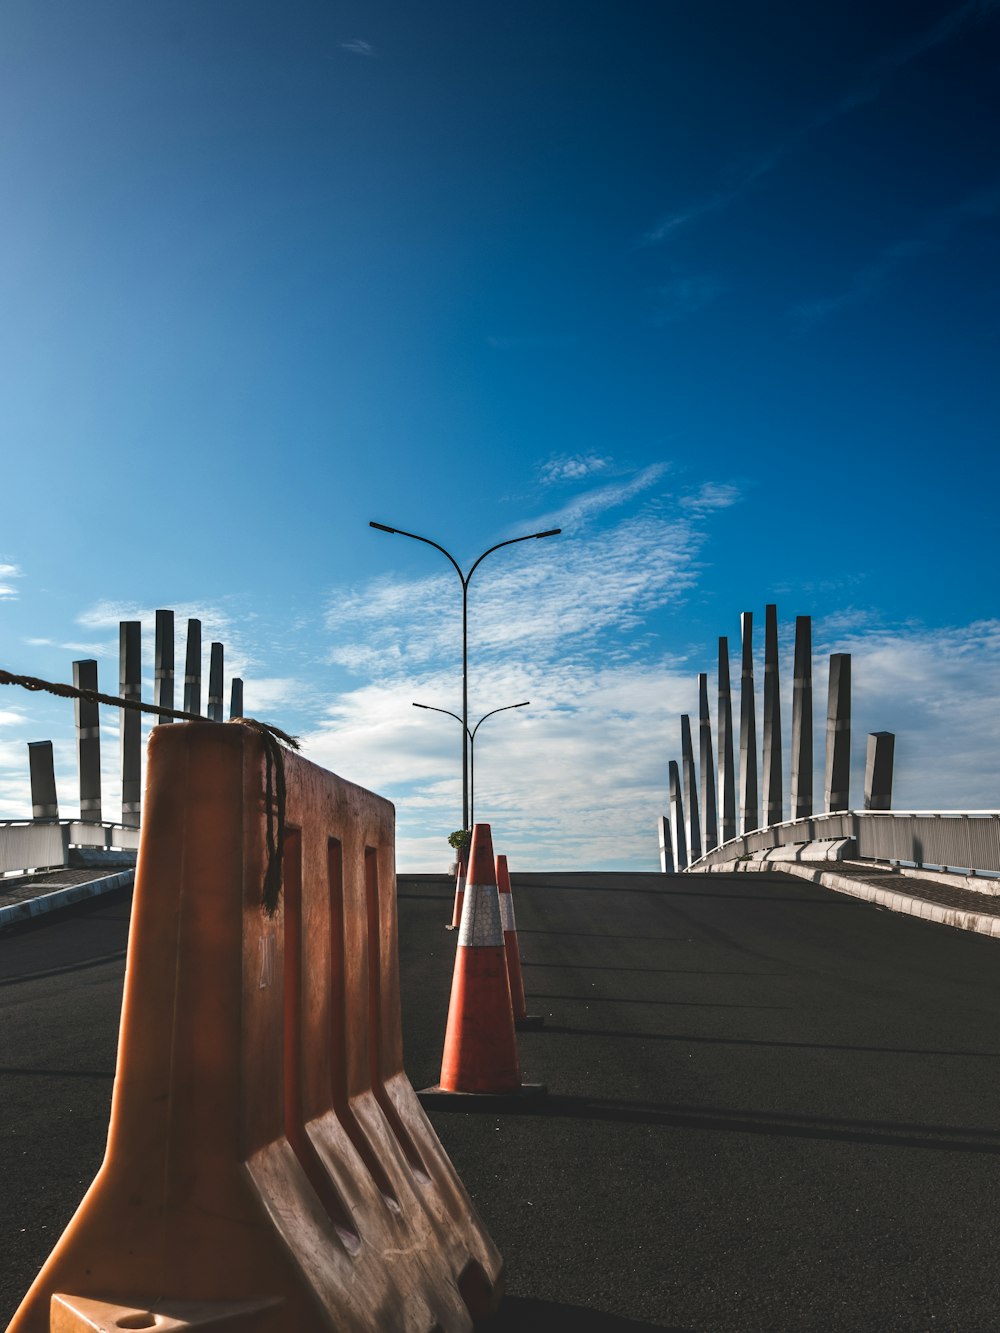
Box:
499;892;516;933
457;882;503;948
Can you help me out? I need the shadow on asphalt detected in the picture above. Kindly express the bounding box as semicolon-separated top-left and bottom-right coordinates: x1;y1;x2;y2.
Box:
483;1295;688;1331
427;1091;1000;1153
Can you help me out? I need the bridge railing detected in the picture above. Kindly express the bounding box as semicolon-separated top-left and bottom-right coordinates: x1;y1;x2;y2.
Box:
0;820;142;876
688;811;1000;877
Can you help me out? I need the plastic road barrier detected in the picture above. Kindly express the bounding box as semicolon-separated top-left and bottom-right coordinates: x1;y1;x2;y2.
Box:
9;722;502;1332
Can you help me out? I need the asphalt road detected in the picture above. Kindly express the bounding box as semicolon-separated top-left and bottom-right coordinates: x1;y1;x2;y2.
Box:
4;870;1000;1331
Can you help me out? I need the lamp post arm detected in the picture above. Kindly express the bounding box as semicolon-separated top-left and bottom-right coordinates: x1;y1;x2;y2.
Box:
470;701;531;743
369;522;465;584
412;701;471;740
465;529;561;586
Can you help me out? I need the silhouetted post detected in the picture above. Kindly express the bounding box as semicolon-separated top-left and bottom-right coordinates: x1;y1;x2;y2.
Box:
658;814;675;874
73;659;102;823
698;673;718;851
739;612;759;834
824;653;852;812
28;741;59;821
183;619;201;716
154;609;174;724
120;621;142;828
790;615;813;819
717;637;737;843
864;732;894;811
669;760;688;871
230;677;244;720
208;643;224;721
681;714;701;862
762;603;782;828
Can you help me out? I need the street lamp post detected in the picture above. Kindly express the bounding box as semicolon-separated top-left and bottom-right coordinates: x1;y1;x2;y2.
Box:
370;520;560;829
413;700;530;827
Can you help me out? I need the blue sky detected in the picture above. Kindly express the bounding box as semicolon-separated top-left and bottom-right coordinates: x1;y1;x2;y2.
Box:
1;1;998;868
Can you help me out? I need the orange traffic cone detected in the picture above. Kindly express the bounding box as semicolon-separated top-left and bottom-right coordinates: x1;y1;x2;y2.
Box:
419;823;545;1106
496;853;544;1030
445;841;467;930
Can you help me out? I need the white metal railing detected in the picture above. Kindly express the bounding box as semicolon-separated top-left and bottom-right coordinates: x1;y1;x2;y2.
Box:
686;810;1000;876
0;820;141;875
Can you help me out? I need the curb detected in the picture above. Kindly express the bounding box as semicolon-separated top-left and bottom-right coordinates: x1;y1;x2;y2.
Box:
0;869;135;930
707;859;1000;940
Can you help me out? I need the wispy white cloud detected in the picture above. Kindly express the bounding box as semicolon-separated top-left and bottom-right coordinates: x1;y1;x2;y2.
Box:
645;0;1000;244
525;461;671;532
538;453;612;485
792;184;1000;329
340;39;375;57
0;562;23;600
678;482;742;516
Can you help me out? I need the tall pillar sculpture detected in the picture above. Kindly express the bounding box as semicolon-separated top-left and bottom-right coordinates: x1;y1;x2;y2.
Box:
824;653;851;812
717;637;736;843
790;615;813;819
154;609;174;723
73;659;102;823
230;677;244;720
739;612;759;834
208;642;224;722
698;673;718;851
864;732;894;811
28;741;59;821
183;619;201;716
762;603;782;828
669;759;688;871
680;714;701;862
658;814;675;874
120;621;142;829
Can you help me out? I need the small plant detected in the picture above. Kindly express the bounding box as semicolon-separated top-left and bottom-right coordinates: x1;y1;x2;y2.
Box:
447;829;471;851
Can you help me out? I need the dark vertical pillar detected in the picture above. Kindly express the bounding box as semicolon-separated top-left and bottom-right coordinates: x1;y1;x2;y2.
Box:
669;760;688;871
183;618;201;716
73;659;102;823
698;673;718;852
120;621;142;828
28;741;59;820
717;637;736;843
681;714;701;862
864;732;895;811
154;609;174;723
739;612;759;834
229;677;244;720
790;615;813;819
208;642;224;722
824;653;852;812
658;814;675;874
762;603;782;828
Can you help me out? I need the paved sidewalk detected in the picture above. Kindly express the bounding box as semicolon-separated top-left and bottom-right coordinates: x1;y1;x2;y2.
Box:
0;866;135;929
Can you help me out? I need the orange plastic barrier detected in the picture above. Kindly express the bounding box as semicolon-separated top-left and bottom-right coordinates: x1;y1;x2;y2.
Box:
446;844;467;930
495;854;543;1031
9;722;503;1332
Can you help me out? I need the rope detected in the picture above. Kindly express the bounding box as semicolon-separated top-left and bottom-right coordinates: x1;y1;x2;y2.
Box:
0;666;298;916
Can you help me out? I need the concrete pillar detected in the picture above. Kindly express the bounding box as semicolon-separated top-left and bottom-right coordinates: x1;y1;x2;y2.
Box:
864;732;895;811
154;609;174;723
73;659;102;823
790;615;813;820
762;603;782;828
658;814;675;874
739;612;759;834
183;618;201;716
120;621;142;829
208;642;224;722
230;677;244;720
28;741;59;820
824;653;851;813
669;760;687;871
717;637;737;844
698;673;718;852
681;714;701;862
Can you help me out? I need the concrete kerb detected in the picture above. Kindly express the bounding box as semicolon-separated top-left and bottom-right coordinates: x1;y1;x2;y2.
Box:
0;869;135;930
698;859;1000;940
